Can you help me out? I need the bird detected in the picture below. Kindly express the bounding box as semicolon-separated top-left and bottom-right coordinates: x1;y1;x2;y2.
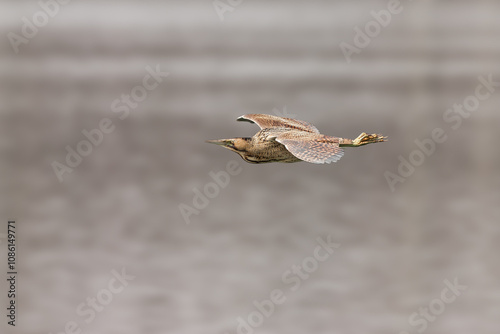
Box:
206;114;387;164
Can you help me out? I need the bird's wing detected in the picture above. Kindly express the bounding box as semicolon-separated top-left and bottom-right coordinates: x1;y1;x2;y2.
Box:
237;114;320;134
275;132;344;164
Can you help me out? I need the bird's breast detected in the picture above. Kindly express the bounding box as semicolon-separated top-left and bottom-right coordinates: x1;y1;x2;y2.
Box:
247;131;301;163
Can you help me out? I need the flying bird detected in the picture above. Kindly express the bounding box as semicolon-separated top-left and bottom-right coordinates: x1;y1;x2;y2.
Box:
206;114;387;164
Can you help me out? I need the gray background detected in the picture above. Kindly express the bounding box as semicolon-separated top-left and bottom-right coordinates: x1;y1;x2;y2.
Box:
1;0;499;333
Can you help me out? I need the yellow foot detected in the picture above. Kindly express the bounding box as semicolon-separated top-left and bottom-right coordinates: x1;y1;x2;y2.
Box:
353;132;388;146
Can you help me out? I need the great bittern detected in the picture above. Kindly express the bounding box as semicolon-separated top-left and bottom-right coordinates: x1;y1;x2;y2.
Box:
206;114;387;164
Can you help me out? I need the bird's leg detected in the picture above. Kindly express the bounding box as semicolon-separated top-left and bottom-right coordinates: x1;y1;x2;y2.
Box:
338;138;355;147
339;133;387;147
353;132;387;146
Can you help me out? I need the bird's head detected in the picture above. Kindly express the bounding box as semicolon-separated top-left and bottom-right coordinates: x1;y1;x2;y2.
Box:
206;138;253;161
206;138;250;152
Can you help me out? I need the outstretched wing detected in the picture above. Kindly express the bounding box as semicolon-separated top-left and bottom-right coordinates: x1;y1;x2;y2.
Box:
275;132;344;164
237;114;320;134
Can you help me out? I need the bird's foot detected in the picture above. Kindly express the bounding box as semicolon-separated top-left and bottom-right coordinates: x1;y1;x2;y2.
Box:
353;133;387;146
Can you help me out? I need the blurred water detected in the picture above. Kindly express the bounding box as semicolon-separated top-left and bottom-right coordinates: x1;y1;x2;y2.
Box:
1;1;500;334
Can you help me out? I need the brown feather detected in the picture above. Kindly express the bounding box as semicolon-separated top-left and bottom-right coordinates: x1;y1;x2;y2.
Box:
237;114;320;134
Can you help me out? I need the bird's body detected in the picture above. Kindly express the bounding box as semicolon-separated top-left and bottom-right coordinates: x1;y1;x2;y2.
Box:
242;128;304;163
207;114;386;164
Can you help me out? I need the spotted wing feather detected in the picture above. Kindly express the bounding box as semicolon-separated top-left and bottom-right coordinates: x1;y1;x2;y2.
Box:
237;114;320;134
275;133;344;164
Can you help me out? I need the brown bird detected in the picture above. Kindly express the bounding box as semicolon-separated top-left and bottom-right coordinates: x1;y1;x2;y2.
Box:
206;114;387;164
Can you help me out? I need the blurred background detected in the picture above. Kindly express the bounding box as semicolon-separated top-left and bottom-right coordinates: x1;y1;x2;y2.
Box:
1;0;500;333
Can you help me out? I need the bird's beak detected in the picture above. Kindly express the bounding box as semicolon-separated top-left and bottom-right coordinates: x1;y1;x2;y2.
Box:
205;139;235;148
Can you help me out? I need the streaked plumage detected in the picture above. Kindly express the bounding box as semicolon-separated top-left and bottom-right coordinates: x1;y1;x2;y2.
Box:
207;114;387;164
